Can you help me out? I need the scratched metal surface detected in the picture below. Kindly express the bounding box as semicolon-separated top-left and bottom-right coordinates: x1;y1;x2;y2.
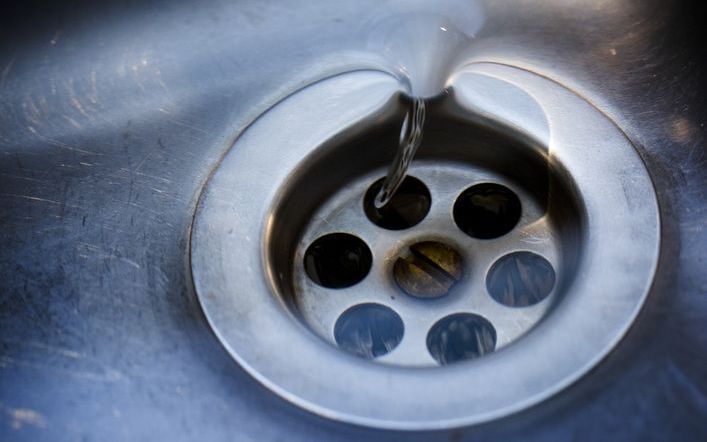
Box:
0;0;705;440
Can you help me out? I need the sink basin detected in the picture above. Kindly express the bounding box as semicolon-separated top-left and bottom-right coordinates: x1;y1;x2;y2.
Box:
1;0;705;440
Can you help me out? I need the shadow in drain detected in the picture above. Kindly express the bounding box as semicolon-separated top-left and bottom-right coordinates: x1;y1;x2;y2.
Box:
453;182;522;239
304;233;372;289
427;313;496;365
364;175;431;230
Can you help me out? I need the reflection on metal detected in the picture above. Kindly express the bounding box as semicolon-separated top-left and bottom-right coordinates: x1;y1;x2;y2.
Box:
426;313;496;365
334;303;404;359
190;64;660;429
486;251;556;307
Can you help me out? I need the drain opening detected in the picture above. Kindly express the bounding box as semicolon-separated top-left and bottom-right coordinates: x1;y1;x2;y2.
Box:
393;241;463;299
304;233;372;288
284;107;569;367
427;313;496;365
453;183;521;239
334;303;404;359
487;251;556;307
364;175;431;230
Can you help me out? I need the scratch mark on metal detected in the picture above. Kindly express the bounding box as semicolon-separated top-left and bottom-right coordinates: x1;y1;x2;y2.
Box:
157;108;210;135
0;356;123;383
62;115;82;129
17;340;84;359
0;193;83;210
0;404;47;430
27;126;103;156
667;360;707;410
89;70;98;104
0;56;15;88
76;241;142;269
0;172;47;184
67;78;91;119
134;170;172;184
49;30;62;46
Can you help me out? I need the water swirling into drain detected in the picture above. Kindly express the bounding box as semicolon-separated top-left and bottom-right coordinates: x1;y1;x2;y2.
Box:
362;0;484;206
374;96;426;208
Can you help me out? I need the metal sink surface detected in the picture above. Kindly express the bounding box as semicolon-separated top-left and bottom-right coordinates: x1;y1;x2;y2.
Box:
1;0;705;440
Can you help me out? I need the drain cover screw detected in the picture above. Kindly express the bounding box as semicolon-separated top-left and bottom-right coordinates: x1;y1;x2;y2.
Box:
393;241;463;299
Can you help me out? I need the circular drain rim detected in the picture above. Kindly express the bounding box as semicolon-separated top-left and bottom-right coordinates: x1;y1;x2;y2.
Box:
190;67;660;429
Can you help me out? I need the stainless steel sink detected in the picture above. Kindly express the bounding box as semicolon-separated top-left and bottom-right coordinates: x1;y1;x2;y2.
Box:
1;0;705;440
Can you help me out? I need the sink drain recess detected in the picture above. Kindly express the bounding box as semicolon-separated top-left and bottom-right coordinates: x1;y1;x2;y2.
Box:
191;66;659;429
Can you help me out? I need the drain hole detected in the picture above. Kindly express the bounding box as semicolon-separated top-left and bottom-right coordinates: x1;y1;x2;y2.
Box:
487;251;556;307
426;313;496;365
334;303;404;359
363;176;431;230
304;233;372;288
453;183;521;239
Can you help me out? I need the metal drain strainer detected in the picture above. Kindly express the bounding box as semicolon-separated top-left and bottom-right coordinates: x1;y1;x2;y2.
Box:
190;64;659;429
293;163;563;367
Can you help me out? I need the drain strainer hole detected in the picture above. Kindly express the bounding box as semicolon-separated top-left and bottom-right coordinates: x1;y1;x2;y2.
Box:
426;313;496;365
304;233;372;289
334;303;404;359
487;251;556;307
453;183;521;239
363;175;431;230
